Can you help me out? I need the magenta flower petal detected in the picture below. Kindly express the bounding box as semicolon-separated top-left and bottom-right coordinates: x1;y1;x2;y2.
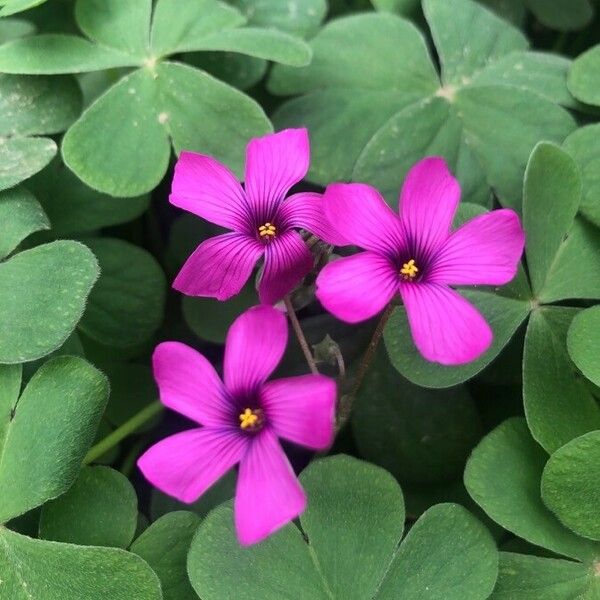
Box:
260;374;336;450
244;128;310;219
258;230;314;305
224;305;287;396
399;283;492;365
137;428;247;504
316;251;398;323
235;429;306;545
170;151;250;232
173;232;263;300
278;192;348;246
323;183;405;253
153;342;232;426
399;157;461;255
429;209;526;286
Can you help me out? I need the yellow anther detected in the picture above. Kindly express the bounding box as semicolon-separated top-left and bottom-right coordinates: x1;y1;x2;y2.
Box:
258;222;277;238
400;259;419;279
239;408;259;429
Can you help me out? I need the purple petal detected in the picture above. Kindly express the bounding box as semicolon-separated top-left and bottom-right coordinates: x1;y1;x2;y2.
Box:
428;209;525;285
399;157;461;256
323;183;405;254
224;305;288;396
173;232;263;301
153;342;232;426
170;151;251;232
258;230;313;305
277;192;348;246
260;374;336;450
138;427;247;504
399;283;492;365
234;429;306;545
244;128;310;221
316;251;398;323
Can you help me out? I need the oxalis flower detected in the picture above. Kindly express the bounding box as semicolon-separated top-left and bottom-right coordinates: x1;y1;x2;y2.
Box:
170;128;331;304
138;305;336;545
316;157;525;365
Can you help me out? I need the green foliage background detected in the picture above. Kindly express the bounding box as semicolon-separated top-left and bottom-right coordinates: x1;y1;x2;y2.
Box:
0;0;599;598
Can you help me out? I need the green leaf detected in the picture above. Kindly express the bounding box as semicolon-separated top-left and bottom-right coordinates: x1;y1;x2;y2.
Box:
541;431;600;541
150;0;243;57
423;0;527;86
491;552;597;599
184;51;266;91
0;0;46;17
375;503;498;600
0;526;162;599
0;356;108;523
464;417;599;562
523;308;600;454
79;238;166;348
0;18;35;43
0;241;99;363
131;511;200;600
523;142;580;299
563;124;600;228
75;0;152;59
567;305;600;387
188;455;498;599
62;68;171;197
0;137;56;192
353;348;482;484
526;0;594;31
0;35;137;74
26;158;149;236
568;45;600;106
383;291;531;388
0;364;21;446
229;0;327;37
0;187;49;260
182;281;256;344
39;466;137;548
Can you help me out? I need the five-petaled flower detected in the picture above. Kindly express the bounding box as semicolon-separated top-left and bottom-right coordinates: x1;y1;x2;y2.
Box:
137;305;336;545
315;157;525;365
170;128;333;305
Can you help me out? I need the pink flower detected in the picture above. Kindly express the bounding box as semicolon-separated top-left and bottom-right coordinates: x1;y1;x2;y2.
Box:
170;128;332;304
315;157;525;365
137;305;336;546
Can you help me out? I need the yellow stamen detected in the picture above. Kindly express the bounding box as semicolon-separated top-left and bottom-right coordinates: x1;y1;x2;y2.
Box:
258;222;277;238
239;408;259;429
400;259;419;279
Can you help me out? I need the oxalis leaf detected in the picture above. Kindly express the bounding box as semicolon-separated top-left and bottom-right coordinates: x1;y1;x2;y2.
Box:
0;74;82;191
188;455;498;600
0;240;99;364
567;305;600;388
0;0;314;196
465;419;600;597
0;357;108;524
269;0;576;210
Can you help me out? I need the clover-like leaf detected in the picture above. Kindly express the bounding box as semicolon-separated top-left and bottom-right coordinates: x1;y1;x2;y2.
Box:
0;74;82;190
0;187;49;260
39;466;138;548
270;0;576;210
0;0;47;17
0;526;161;599
523;307;600;454
0;241;99;364
78;238;166;348
567;305;600;388
0;18;35;42
569;44;600;106
0;357;108;524
353;348;482;484
464;417;600;562
188;455;498;600
131;511;200;600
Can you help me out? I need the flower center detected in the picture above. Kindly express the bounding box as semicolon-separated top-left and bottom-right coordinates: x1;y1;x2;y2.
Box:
239;407;264;431
258;222;276;239
400;258;419;280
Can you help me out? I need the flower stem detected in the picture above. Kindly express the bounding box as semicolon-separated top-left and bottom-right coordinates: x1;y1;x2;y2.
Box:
337;304;395;429
84;400;164;465
283;295;319;375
